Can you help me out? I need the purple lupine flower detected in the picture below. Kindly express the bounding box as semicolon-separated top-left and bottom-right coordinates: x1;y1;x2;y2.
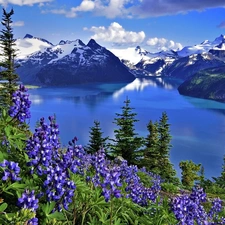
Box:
43;164;76;209
171;186;208;224
26;116;60;175
101;165;122;202
208;198;223;219
8;84;31;123
17;190;39;212
0;160;21;181
27;217;38;225
119;161;161;206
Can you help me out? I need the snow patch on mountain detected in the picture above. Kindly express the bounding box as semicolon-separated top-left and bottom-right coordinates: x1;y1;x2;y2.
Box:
177;34;225;57
109;47;149;64
16;37;52;59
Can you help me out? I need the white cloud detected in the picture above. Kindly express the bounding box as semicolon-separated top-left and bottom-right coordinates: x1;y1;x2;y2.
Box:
74;0;95;12
85;22;145;46
0;0;53;6
43;0;95;18
42;8;77;18
43;0;133;18
12;20;24;27
146;37;182;51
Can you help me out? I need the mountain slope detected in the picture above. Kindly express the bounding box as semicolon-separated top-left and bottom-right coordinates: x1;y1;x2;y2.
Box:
15;35;135;85
36;39;134;85
178;66;225;102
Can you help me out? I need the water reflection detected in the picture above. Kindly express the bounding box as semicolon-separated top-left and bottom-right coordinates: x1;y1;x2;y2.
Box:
113;77;182;98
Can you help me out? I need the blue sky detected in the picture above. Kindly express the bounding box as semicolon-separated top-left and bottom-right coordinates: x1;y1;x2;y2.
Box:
2;0;225;52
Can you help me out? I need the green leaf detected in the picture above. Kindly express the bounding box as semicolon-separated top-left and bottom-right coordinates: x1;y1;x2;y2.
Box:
42;202;56;215
6;182;26;191
0;203;8;212
48;211;66;220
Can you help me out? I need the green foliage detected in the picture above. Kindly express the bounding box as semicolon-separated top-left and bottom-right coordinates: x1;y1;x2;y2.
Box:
161;182;179;194
213;155;225;188
0;108;29;165
144;196;177;225
142;120;160;174
179;160;201;189
109;98;144;165
86;120;108;154
0;208;36;225
142;112;177;183
0;8;19;107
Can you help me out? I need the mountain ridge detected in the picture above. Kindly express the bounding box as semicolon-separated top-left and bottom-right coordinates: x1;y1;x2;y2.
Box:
8;34;225;102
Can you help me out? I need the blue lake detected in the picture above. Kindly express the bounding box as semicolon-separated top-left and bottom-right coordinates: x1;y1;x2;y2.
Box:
28;77;225;179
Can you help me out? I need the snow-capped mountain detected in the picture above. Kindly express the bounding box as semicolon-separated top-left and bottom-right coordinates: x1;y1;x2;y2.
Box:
109;46;179;76
109;35;225;78
10;34;225;85
15;34;135;85
177;34;225;57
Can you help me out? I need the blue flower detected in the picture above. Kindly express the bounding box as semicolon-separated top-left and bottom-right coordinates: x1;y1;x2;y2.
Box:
0;160;21;181
8;84;31;123
17;190;39;212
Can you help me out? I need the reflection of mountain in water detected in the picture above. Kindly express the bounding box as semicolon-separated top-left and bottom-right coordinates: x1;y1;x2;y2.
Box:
113;77;183;98
73;92;112;106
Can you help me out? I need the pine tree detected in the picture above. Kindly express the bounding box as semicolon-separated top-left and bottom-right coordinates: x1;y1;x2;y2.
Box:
142;112;177;183
142;120;160;174
110;98;143;165
213;155;225;187
86;120;108;154
0;8;19;107
157;112;177;182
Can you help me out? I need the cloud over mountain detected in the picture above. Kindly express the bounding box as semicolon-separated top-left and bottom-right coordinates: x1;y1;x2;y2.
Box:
146;37;182;51
84;22;145;46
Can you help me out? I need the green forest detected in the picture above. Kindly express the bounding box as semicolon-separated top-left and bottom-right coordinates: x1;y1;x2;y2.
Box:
1;9;225;225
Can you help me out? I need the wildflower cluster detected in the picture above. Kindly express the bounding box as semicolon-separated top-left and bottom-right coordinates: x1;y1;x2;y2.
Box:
121;162;161;206
87;149;161;204
26;116;60;175
171;186;225;224
0;159;21;182
8;84;31;123
17;190;39;225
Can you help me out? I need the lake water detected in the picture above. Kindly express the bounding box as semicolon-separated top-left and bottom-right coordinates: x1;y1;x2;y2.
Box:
28;77;225;179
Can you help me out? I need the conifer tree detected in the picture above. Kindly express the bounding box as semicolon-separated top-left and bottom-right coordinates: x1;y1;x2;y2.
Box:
0;8;19;107
86;120;108;154
213;155;225;188
142;112;177;183
110;98;143;165
157;112;177;182
179;160;201;189
142;120;160;174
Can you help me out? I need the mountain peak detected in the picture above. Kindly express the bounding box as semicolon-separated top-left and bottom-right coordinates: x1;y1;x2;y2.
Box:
87;39;102;50
23;34;53;46
59;39;85;46
24;34;33;39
